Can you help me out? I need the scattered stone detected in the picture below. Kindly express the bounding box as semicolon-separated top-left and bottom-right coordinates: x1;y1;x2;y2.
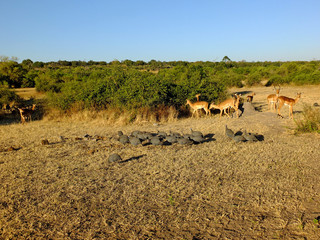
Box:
191;135;205;143
166;135;177;144
108;153;122;163
232;135;246;143
131;131;141;137
191;128;203;137
129;136;141;146
75;137;83;141
225;125;235;139
157;131;167;138
243;130;258;142
119;135;129;144
177;137;192;145
150;136;162;146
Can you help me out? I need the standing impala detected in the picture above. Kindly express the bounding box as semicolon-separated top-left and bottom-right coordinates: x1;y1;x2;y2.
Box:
186;99;210;117
277;93;301;119
209;94;241;119
246;92;255;103
18;104;36;124
267;86;281;110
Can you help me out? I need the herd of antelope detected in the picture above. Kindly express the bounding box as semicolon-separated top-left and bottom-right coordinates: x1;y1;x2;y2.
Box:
186;86;301;120
1;103;37;124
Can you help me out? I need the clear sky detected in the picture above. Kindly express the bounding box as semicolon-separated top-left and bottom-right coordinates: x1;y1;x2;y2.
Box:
1;0;319;62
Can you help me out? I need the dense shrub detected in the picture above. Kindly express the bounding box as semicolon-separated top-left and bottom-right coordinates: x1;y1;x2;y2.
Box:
0;85;20;106
47;66;227;111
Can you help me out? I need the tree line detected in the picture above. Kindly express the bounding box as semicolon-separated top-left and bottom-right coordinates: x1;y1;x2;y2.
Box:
0;56;319;111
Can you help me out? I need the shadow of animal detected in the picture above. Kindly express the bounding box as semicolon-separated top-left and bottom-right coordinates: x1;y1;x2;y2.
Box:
235;131;264;142
200;138;216;144
253;102;268;112
204;133;215;139
120;154;146;163
255;134;264;141
233;91;252;95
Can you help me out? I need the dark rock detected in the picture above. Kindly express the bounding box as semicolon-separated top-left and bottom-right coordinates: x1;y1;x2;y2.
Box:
108;153;122;163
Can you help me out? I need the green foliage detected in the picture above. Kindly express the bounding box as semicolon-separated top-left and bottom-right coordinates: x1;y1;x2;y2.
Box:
0;84;20;105
44;64;227;111
21;70;37;87
0;56;320;113
246;72;261;86
0;60;26;88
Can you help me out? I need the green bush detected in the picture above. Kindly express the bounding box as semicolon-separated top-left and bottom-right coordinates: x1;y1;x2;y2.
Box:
0;85;20;106
246;72;261;86
46;65;227;111
295;105;320;134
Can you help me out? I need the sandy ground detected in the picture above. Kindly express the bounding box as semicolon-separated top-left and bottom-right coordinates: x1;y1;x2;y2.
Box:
0;85;320;239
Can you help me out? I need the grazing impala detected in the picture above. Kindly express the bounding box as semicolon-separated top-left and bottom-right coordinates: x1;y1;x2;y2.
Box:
209;94;241;119
277;93;301;119
186;99;210;117
18;104;36;124
267;86;281;110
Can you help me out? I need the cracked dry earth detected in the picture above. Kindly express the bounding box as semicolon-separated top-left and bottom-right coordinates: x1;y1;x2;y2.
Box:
0;85;320;239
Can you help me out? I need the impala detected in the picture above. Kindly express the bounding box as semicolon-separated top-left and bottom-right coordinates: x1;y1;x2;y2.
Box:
186;99;210;117
209;94;241;119
267;86;281;110
277;93;301;119
246;92;256;103
2;101;16;112
18;104;36;124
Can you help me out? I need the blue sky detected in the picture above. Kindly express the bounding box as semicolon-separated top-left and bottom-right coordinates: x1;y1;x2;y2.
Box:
1;0;319;62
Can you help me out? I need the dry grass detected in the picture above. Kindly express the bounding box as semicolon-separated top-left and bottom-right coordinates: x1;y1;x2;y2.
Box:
294;104;320;134
43;105;180;126
14;88;46;100
1;85;320;239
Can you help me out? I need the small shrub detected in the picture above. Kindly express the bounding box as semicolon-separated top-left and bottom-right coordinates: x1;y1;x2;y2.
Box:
295;105;320;134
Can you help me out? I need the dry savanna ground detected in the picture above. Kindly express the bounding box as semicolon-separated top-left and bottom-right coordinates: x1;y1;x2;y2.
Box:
1;85;320;239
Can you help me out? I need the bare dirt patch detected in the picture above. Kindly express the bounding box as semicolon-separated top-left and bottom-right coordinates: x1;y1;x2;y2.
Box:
1;85;320;239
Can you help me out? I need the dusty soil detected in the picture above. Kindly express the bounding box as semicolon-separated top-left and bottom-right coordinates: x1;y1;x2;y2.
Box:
1;85;320;239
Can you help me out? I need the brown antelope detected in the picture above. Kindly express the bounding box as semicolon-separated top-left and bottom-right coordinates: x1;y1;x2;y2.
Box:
195;94;201;101
209;94;241;119
2;101;16;112
246;92;256;103
18;104;36;124
186;99;210;117
267;86;281;110
277;93;301;119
